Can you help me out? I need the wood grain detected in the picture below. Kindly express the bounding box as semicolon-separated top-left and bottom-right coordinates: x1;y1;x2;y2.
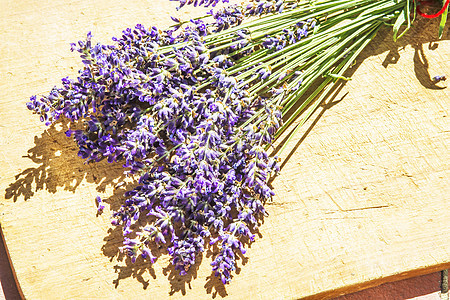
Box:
0;1;449;299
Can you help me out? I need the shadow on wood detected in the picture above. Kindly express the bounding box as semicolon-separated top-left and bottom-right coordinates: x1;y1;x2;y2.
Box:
4;120;126;202
272;16;448;174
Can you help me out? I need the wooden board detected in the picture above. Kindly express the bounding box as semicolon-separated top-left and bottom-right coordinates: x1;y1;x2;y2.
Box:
0;0;449;299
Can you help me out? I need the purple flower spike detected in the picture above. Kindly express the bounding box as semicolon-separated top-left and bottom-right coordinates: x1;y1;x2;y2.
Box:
28;3;285;285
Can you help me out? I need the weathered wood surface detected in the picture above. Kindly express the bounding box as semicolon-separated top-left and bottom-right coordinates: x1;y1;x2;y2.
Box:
0;1;449;299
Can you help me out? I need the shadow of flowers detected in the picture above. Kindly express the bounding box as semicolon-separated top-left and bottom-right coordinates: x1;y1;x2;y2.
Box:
272;16;448;170
4;121;125;202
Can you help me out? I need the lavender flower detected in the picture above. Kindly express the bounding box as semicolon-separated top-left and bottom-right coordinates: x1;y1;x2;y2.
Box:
171;0;229;10
27;0;417;286
96;196;105;211
432;75;447;83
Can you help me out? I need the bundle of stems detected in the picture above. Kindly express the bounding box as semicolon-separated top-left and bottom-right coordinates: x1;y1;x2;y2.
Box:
27;0;444;284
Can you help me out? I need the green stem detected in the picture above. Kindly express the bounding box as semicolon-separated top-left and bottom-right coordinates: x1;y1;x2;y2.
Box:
276;24;381;154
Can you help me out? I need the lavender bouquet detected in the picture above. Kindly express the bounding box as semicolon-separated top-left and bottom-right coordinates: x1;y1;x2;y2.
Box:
27;0;448;285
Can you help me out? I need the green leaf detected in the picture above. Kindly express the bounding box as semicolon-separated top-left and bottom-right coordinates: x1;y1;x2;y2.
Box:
439;3;449;39
393;9;406;41
393;2;412;42
406;0;411;28
325;73;352;81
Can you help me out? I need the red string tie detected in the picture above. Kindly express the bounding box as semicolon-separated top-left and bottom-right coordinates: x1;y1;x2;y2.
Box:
416;0;450;18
